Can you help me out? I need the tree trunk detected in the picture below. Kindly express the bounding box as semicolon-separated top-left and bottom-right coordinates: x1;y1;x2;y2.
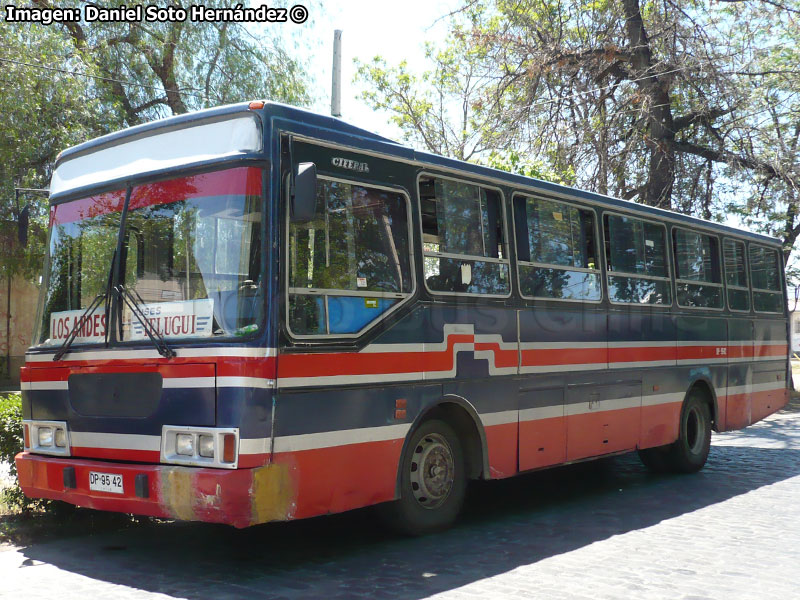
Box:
622;0;675;210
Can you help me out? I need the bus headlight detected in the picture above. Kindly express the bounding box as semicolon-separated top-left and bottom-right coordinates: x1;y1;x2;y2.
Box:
161;426;239;469
176;433;194;456
198;435;214;458
23;421;71;456
55;429;67;448
38;427;54;447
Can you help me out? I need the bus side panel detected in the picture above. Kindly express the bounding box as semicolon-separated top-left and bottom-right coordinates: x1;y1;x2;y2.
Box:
677;314;728;427
726;319;755;430
270;383;441;520
445;378;518;478
519;306;605;470
518;380;565;472
424;304;519;479
751;318;790;424
609;307;676;450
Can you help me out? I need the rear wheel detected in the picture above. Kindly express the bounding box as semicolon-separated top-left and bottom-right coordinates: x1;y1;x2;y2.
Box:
637;445;670;473
380;419;466;535
664;391;712;473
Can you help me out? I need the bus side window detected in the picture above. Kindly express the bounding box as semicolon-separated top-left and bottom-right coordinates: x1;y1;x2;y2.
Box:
723;238;750;312
513;195;601;301
604;214;672;305
749;244;783;313
673;228;724;309
287;178;413;337
419;176;510;296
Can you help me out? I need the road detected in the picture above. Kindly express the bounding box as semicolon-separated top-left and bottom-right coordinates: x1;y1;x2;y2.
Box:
1;402;799;600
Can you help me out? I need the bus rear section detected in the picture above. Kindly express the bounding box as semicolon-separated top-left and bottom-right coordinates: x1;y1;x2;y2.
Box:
15;106;292;527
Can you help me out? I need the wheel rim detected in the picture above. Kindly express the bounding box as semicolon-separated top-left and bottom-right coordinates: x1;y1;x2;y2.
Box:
686;405;705;454
409;433;455;509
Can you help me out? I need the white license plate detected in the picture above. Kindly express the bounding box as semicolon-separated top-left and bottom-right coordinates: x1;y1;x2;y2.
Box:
88;471;124;494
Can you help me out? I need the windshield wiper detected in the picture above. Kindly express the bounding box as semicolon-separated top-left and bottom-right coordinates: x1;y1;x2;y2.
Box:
114;284;176;359
52;292;107;361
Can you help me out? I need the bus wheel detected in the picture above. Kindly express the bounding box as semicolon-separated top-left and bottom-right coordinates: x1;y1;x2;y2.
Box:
665;391;712;473
382;419;466;535
637;445;670;473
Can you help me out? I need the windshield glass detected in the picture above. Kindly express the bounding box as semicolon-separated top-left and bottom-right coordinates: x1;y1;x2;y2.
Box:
37;189;125;346
35;166;264;347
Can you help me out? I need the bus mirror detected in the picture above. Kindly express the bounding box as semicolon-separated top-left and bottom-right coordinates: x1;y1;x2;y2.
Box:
17;204;30;247
291;162;317;222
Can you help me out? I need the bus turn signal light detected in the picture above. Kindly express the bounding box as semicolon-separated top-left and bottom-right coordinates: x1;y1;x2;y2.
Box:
248;101;265;110
23;424;30;449
223;433;236;463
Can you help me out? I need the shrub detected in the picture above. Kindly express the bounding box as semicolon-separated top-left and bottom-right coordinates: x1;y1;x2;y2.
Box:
0;393;22;477
0;392;50;512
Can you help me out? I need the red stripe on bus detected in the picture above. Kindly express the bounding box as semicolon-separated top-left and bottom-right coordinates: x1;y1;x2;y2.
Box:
609;345;677;363
474;342;518;368
755;344;788;357
50;167;263;226
22;356;276;382
276;334;475;378
677;345;726;361
128;167;262;211
521;347;606;367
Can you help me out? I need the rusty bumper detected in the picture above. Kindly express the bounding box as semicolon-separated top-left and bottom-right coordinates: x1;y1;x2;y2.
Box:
15;452;295;528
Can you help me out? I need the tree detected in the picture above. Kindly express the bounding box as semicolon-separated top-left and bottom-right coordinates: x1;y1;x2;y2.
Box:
0;24;116;281
357;0;800;266
1;3;315;283
32;0;312;126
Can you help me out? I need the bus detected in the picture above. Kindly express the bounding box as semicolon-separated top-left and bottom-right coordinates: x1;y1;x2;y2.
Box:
16;101;790;534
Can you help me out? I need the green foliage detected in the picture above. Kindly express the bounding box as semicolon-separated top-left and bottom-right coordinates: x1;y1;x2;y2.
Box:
480;150;576;186
1;7;314;286
0;393;52;513
0;394;22;474
357;0;800;269
0;25;116;282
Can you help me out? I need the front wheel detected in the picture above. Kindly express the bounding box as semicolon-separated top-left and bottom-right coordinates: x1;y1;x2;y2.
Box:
664;392;712;473
379;419;466;535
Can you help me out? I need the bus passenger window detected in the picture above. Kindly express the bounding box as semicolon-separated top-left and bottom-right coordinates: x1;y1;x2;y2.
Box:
749;244;783;313
419;176;509;296
673;229;723;309
287;179;413;337
604;214;671;305
513;195;600;301
723;238;750;312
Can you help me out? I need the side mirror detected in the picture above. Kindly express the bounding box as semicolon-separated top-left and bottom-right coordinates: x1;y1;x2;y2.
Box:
291;162;317;222
17;204;30;247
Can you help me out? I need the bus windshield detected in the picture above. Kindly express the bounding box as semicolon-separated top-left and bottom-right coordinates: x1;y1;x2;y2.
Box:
36;166;264;347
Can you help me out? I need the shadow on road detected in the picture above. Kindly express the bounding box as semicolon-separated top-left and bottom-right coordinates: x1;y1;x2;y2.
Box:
17;442;800;599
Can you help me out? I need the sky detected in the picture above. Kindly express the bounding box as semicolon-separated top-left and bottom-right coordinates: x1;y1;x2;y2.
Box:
285;0;461;141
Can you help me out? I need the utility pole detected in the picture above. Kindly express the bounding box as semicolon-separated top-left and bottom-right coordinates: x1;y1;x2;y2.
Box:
331;29;342;118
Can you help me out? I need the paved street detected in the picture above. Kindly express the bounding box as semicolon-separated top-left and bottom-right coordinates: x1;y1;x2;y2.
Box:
1;402;799;600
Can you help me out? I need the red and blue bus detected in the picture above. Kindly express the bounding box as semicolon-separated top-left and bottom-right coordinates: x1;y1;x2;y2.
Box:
17;102;790;533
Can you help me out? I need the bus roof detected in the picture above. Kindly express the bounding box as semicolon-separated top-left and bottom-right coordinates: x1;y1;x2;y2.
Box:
54;100;780;246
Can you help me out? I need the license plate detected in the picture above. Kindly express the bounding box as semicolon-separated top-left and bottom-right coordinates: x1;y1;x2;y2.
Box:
89;471;124;494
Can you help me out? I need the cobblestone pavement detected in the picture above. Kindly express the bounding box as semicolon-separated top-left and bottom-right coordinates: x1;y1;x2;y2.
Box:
1;404;799;600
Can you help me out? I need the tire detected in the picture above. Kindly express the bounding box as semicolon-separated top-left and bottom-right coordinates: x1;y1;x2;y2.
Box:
664;391;712;473
637;445;670;473
379;419;467;536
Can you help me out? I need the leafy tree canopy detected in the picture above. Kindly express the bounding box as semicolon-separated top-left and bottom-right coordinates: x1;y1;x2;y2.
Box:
1;3;313;280
357;0;800;268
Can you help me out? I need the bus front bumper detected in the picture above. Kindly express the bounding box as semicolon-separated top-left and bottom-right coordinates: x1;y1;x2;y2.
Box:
15;452;294;528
